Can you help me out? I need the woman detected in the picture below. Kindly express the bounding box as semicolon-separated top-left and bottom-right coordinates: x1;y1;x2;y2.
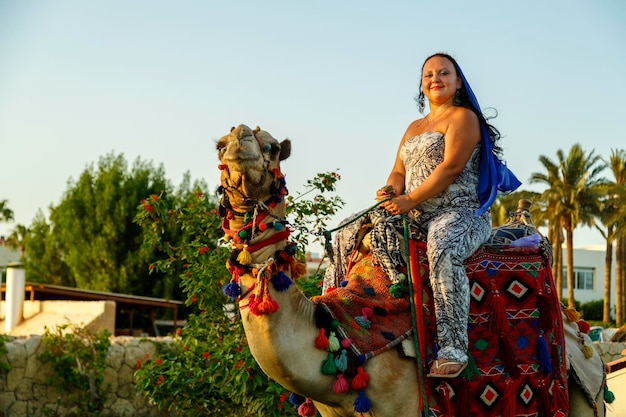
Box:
378;52;519;378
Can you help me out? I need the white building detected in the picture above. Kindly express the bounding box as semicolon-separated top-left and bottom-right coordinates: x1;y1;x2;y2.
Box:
562;247;616;311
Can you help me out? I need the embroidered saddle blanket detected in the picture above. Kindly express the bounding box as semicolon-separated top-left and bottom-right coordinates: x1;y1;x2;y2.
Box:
313;239;570;417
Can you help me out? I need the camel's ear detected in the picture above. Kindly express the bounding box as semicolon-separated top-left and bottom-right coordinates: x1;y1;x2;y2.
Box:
279;139;291;161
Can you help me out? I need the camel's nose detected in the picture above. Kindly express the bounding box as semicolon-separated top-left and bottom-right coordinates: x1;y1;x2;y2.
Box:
232;124;253;141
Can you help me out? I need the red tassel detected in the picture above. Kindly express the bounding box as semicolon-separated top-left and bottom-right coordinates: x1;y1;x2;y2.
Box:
498;335;520;379
437;383;453;417
551;379;569;415
248;294;261;316
501;378;516;417
454;380;470;417
298;398;317;416
490;287;509;336
350;366;369;390
218;163;228;170
315;328;329;350
333;373;349;394
537;289;557;331
537;379;551;417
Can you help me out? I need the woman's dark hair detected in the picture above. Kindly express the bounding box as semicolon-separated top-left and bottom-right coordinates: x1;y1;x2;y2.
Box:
416;52;503;155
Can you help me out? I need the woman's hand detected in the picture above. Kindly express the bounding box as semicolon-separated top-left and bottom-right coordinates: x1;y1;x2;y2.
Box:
382;195;414;215
375;185;396;201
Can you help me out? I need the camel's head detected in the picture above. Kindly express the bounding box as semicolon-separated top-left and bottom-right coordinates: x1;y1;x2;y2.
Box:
216;124;291;212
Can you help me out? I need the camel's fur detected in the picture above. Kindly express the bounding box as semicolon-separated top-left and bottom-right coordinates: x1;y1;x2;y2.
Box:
216;124;605;417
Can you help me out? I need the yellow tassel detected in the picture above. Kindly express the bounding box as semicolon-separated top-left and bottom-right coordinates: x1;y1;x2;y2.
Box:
224;234;231;242
563;308;580;322
294;262;307;278
237;245;252;265
581;343;595;359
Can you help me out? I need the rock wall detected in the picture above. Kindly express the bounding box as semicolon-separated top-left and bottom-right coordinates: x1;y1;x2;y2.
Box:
0;335;177;417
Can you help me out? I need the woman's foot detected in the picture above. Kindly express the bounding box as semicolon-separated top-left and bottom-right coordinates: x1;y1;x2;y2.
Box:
427;358;467;378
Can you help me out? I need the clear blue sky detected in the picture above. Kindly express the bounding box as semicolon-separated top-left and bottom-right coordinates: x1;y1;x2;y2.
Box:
1;0;625;252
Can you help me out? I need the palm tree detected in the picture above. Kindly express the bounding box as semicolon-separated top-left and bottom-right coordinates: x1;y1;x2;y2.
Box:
530;144;607;309
5;224;29;260
598;149;626;325
0;199;13;223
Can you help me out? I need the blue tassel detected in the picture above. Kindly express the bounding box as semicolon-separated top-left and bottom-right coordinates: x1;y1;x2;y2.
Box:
335;349;348;372
289;392;305;406
340;280;349;287
357;354;366;364
353;390;371;413
270;271;293;292
222;282;241;300
537;331;552;373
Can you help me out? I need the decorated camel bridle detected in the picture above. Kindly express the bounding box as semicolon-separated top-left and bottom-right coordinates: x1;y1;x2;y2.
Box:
218;128;306;315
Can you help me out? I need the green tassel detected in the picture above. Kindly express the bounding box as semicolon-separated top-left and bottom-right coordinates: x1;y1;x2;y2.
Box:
461;352;480;381
389;282;407;298
321;353;337;375
604;385;615;404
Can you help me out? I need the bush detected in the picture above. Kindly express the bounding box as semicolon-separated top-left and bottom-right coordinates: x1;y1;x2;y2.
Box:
580;299;604;322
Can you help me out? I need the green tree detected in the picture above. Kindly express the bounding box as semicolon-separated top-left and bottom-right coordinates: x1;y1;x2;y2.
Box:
23;211;73;286
530;144;607;308
0;199;13;223
25;152;184;299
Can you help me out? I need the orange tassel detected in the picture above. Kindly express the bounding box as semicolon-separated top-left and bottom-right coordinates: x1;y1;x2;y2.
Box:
350;366;369;390
563;307;580;322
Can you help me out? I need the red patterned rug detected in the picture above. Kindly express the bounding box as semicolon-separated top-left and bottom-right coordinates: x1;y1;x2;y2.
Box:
312;239;569;417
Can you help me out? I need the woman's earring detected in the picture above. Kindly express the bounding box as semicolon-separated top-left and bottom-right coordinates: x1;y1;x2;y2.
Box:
417;92;425;114
453;89;461;106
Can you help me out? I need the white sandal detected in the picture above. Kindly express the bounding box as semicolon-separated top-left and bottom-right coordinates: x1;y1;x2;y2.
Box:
427;359;467;378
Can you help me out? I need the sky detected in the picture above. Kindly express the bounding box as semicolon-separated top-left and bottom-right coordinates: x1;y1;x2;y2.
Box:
1;0;625;254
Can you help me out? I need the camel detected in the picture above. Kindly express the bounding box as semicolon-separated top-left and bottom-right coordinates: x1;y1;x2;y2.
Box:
216;124;608;417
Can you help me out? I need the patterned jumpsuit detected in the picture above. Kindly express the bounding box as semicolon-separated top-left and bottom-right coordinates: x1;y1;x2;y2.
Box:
401;131;491;364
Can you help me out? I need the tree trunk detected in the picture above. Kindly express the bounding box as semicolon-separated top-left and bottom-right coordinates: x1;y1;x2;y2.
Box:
616;236;623;326
566;226;575;309
552;224;563;301
603;228;613;323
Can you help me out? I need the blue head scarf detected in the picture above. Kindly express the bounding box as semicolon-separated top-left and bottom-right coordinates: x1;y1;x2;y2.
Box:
453;63;522;215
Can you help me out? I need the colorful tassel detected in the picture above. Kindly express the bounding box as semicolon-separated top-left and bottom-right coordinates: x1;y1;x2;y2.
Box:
222;281;241;300
289;393;305;406
563;307;580;322
577;319;590;334
298;398;317;416
537;380;551;417
350;366;369;390
237;245;252;265
537;289;558;331
335;349;348;372
462;352;481;380
455;380;470;417
333;373;349;394
498;335;520;379
255;294;279;315
328;331;340;352
501;378;516;417
270;271;293;292
354;307;373;329
315;328;329;350
321;353;337;375
389;282;407;298
537;331;552;373
551;379;569;413
437;383;453;417
581;343;595;359
604;385;615;403
341;338;352;349
353;390;371;413
489;288;509;336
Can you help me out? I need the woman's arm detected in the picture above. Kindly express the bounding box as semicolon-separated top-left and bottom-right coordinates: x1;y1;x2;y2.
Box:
383;108;480;213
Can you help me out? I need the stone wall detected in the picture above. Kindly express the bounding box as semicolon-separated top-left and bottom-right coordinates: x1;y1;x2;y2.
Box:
0;335;178;417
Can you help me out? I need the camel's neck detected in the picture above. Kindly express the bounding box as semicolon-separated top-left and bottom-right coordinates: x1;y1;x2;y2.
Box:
221;200;328;395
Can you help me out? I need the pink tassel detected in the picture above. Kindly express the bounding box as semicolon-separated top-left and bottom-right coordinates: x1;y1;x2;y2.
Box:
315;328;329;350
298;398;317;416
333;373;349;394
350;366;369;390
